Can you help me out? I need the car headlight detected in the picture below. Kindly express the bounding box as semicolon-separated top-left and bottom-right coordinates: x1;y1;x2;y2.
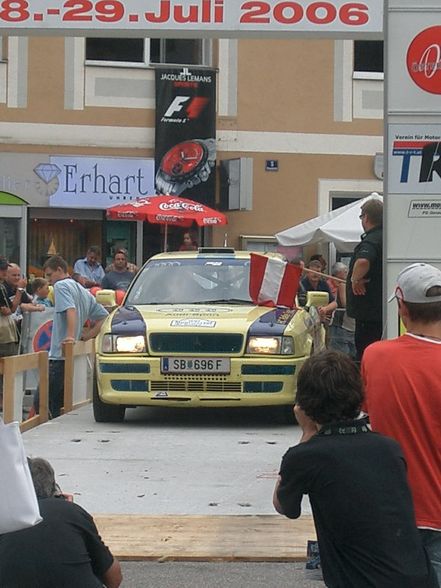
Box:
246;336;294;355
101;334;146;353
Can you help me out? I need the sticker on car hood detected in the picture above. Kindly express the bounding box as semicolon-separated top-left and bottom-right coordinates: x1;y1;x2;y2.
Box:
156;307;232;315
170;319;216;328
248;308;298;337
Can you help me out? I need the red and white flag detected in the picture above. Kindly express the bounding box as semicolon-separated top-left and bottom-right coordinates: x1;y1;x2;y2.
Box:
249;253;302;308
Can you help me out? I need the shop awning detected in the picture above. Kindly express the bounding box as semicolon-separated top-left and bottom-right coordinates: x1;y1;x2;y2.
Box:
0;191;28;205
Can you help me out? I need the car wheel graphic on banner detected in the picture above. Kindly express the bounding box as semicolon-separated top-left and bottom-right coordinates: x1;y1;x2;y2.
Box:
32;320;53;352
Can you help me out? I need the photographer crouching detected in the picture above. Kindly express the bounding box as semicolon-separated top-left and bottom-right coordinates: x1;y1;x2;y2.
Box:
0;457;122;588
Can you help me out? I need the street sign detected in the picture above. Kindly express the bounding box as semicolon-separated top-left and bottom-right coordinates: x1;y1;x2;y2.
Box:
32;320;53;352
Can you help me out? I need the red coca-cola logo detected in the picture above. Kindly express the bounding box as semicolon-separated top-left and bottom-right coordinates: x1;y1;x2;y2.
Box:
406;26;441;94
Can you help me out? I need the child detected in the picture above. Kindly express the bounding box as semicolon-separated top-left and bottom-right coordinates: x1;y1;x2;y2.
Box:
32;277;53;307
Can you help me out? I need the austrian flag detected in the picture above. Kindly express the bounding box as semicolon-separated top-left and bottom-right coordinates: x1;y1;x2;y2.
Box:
249;254;302;308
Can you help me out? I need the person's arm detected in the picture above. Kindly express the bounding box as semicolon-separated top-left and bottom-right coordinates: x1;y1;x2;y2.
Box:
351;258;370;295
81;317;106;341
317;283;337;319
102;558;122;588
0;287;12;315
64;307;76;342
10;288;23;313
318;299;337;319
273;405;319;516
337;281;347;308
273;475;285;514
21;302;45;312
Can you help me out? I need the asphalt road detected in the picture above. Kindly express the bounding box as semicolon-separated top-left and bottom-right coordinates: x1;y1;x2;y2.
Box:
120;561;323;588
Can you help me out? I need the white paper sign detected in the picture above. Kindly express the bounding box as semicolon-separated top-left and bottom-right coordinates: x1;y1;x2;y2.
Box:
46;156;155;209
388;125;441;195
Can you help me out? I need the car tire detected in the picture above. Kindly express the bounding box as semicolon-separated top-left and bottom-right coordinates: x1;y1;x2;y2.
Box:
93;377;125;423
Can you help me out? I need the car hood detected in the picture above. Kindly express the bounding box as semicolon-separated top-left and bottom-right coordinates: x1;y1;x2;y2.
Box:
107;304;301;337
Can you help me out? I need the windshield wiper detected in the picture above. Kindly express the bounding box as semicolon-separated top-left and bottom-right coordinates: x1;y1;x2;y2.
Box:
193;299;253;305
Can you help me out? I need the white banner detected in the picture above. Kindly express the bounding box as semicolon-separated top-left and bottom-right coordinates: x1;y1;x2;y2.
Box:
46;156;155;209
0;1;383;36
388;124;441;194
388;13;441;112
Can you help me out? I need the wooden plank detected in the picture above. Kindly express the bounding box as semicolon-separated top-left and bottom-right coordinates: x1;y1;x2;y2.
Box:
38;351;49;424
93;515;316;562
63;342;74;413
2;356;15;423
20;415;41;433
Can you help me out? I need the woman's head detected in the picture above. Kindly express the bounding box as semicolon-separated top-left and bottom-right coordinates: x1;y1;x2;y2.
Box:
181;232;197;251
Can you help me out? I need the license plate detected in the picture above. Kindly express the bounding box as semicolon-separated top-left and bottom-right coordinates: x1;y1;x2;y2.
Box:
161;357;231;375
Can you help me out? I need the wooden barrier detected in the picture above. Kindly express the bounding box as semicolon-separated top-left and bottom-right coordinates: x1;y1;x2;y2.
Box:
0;351;49;432
0;339;95;431
63;339;95;413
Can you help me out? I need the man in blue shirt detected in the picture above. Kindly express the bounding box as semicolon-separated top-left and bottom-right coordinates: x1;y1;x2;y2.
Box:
73;246;105;288
36;255;108;418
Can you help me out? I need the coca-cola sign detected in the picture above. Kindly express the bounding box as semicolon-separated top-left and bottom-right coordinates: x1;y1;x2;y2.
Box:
406;26;441;94
159;201;204;212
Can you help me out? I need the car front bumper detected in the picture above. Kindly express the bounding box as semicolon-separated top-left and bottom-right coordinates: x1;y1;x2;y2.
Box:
95;354;308;408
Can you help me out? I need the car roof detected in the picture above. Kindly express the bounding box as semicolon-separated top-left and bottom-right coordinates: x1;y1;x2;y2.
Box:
149;249;251;261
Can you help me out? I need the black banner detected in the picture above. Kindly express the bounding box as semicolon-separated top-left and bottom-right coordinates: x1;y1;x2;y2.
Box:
155;67;216;207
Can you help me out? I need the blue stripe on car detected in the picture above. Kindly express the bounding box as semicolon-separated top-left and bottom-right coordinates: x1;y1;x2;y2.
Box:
247;308;297;337
111;305;146;335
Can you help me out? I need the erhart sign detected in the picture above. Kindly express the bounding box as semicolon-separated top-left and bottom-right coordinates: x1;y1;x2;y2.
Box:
0;0;383;36
46;156;155;208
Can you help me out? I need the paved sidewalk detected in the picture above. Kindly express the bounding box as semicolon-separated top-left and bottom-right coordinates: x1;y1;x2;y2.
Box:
22;404;315;562
22;404;311;516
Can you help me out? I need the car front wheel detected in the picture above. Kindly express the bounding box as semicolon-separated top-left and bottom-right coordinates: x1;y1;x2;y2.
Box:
92;377;125;423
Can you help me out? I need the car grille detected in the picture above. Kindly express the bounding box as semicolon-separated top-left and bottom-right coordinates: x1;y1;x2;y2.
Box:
149;333;243;354
150;381;242;394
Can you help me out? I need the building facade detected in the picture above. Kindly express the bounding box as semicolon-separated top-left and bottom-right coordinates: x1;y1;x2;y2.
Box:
0;35;383;273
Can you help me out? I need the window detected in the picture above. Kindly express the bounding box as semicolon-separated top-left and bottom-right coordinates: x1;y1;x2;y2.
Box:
86;38;209;66
0;36;6;61
353;41;383;73
86;38;145;63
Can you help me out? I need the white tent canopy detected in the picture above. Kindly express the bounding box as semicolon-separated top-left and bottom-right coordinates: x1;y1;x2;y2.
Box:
275;194;383;253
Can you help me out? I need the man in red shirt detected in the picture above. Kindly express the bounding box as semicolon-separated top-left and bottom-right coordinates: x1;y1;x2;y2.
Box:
362;263;441;584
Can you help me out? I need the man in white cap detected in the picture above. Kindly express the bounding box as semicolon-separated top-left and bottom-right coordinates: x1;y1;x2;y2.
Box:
362;263;441;584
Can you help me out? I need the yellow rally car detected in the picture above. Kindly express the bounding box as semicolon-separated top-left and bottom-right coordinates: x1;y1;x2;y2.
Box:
93;248;327;423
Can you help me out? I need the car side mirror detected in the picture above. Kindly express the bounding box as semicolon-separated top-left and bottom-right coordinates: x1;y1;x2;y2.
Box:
95;289;116;308
306;291;329;308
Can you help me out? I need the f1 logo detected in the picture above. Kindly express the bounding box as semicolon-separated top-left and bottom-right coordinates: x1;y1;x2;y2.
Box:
164;96;190;117
164;96;210;120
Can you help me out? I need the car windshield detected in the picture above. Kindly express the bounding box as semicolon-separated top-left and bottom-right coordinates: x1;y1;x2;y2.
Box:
125;257;253;305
